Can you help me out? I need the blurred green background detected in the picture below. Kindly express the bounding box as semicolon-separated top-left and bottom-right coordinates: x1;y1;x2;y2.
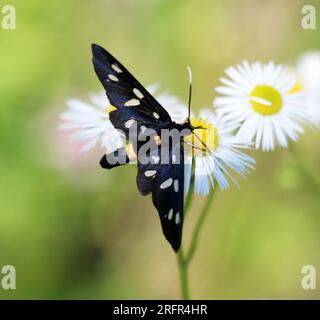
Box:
0;0;320;299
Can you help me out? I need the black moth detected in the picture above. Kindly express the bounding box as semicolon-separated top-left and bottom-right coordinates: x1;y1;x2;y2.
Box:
92;44;197;251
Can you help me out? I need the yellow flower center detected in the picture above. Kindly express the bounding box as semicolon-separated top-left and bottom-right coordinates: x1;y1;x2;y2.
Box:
185;117;218;156
250;85;282;115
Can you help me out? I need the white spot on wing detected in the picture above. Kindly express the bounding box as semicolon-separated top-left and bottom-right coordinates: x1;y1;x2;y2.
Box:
174;180;179;192
108;74;119;82
144;170;156;177
124;99;140;106
111;64;122;73
125;119;135;128
153;112;160;119
160;178;173;189
168;209;173;220
133;88;144;99
175;212;180;224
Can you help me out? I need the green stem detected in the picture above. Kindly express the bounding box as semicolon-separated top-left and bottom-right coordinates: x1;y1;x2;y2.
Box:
183;177;194;219
176;182;217;299
176;248;190;300
184;160;196;219
185;187;217;264
176;182;194;300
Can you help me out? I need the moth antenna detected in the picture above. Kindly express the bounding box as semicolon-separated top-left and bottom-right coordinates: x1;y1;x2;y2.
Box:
186;66;192;122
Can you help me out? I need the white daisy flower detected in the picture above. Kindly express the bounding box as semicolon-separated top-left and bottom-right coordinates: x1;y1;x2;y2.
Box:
182;109;255;195
58;86;188;154
296;52;320;126
58;92;123;153
214;61;309;151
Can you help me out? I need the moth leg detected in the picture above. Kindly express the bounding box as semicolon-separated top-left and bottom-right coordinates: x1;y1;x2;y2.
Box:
100;144;137;169
184;141;203;150
192;132;213;155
